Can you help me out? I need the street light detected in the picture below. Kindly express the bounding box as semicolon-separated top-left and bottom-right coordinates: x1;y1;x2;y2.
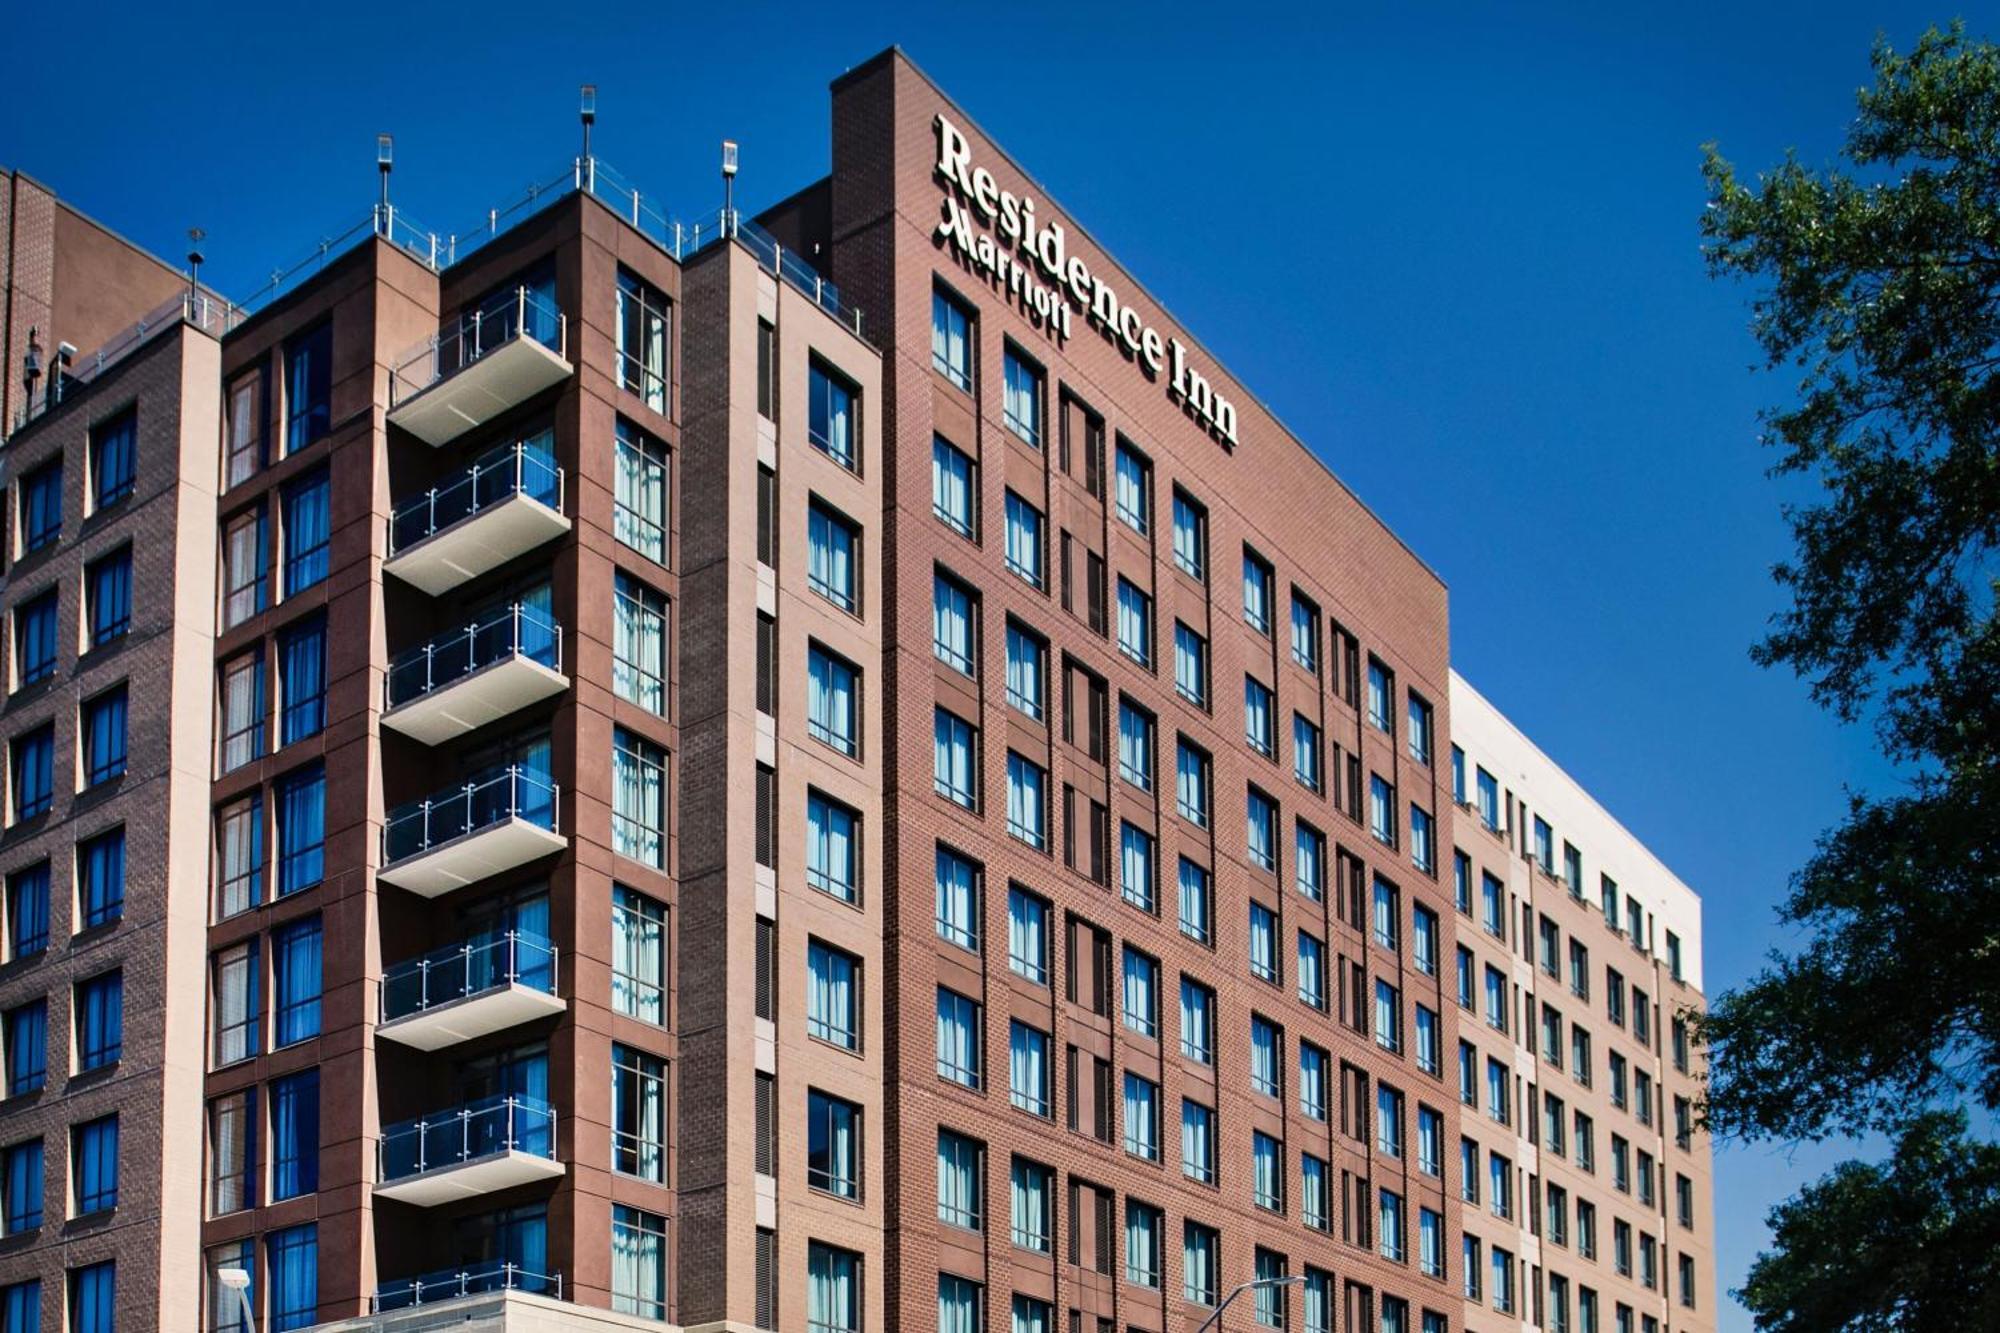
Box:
217;1266;255;1333
1196;1272;1307;1333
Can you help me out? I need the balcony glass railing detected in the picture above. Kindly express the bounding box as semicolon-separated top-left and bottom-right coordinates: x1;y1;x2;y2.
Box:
389;438;563;556
381;929;559;1025
382;765;559;866
380;1092;557;1182
389;286;567;410
386;605;562;711
372;1263;562;1312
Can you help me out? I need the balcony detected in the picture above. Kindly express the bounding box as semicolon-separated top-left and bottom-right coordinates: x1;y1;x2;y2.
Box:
378;930;563;1051
384;439;569;597
375;1094;562;1206
382;605;566;745
372;1264;563;1313
388;287;572;446
378;766;563;897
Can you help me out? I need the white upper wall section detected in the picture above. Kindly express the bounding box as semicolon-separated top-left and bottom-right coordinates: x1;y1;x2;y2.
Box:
1450;669;1705;993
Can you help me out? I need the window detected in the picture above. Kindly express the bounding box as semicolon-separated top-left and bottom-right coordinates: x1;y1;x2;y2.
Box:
85;551;130;648
74;972;121;1072
1294;823;1326;903
1291;593;1320;672
807;941;860;1051
1415;1005;1441;1074
938;1276;981;1333
611;729;668;868
1298;932;1326;1009
1294;714;1323;791
611;886;666;1023
1114;579;1152;666
806;645;860;758
934;708;977;808
266;1223;317;1332
1123;1072;1160;1159
279;468;329;597
611;1044;667;1182
1367;658;1395;734
807;1242;861;1333
1012;1295;1051;1333
1174;622;1209;706
1120;823;1155;912
806;361;859;470
1004;752;1046;849
936;987;981;1087
1477;767;1501;831
1410;804;1435;873
14;591;56;689
11;726;52;821
1407;693;1434;765
1378;1188;1406;1261
278;618;324;745
797;792;858;907
613;574;668;715
1003;622;1044;720
80;688;126;787
69;1265;112;1333
1113;441;1150;533
931;846;981;953
4;1002;44;1096
1375;979;1403;1052
20;460;61;554
1178;858;1213;944
1250;1015;1282;1095
1126;1200;1163;1287
1002;492;1044;588
1002;346;1043;446
1176;741;1210;827
219;651;264;773
1369;774;1397;846
71;1116;117;1215
212;942;259;1067
221;506;268;630
1242;550;1274;634
1182;1099;1217;1183
1249;902;1279;982
1180;978;1215;1064
275;766;323;897
3;1140;41;1234
1252;1130;1283;1211
932;289;973;389
1184;1221;1220;1304
8;864;47;959
612;269;670;413
224;373;265;489
271;917;320;1047
1116;700;1155;790
1244;676;1274;755
1172;491;1207;580
76;829;123;931
1122;948;1159;1037
285;322;332;452
1006;886;1048;984
802;1088;860;1202
932;572;976;674
1008;1021;1049;1116
614;418;669;563
932;436;975;537
1483;872;1506;937
267;1069;318;1202
1011;1157;1052;1251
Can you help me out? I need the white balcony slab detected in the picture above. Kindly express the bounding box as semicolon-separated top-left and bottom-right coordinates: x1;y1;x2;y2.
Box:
378;983;566;1052
384;656;568;746
374;1150;564;1206
389;337;573;447
385;493;570;597
378;819;565;897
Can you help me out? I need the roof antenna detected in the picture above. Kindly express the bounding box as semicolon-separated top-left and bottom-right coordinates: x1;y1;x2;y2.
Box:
376;134;395;237
580;85;598;192
721;139;739;234
186;228;205;303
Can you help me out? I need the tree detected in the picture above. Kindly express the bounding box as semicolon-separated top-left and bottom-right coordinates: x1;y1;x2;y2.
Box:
1700;20;2000;1326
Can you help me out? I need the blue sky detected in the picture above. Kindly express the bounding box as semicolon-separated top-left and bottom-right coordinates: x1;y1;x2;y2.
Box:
2;2;1944;1326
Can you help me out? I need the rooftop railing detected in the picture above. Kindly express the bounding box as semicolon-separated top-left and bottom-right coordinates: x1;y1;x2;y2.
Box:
372;1263;562;1313
10;290;238;433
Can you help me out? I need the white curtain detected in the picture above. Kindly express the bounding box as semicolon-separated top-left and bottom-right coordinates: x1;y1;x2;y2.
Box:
214;948;252;1064
1009;1024;1044;1112
1008;891;1043;981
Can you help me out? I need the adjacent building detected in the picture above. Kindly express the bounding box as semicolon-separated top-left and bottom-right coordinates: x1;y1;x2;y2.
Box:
0;47;1713;1333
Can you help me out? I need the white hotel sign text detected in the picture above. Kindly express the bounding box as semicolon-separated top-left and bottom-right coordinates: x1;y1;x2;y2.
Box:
932;114;1239;449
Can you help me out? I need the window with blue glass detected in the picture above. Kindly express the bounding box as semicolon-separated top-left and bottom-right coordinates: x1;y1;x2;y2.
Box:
74;973;120;1072
268;1224;317;1331
807;360;858;470
285;322;332;453
269;1069;319;1201
4;1002;44;1096
67;1264;110;1333
19;461;61;555
11;726;53;822
84;550;130;648
278;617;325;745
77;829;123;930
71;1116;117;1215
81;688;127;787
1;1279;38;1333
3;1140;41;1233
87;411;135;513
280;469;330;597
7;864;47;960
275;765;324;897
272;917;321;1047
14;592;57;688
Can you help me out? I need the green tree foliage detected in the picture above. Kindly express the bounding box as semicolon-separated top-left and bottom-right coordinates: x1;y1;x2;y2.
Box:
1701;21;2000;1327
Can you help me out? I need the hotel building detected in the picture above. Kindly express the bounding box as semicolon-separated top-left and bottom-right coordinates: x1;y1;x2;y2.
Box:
0;48;1712;1333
